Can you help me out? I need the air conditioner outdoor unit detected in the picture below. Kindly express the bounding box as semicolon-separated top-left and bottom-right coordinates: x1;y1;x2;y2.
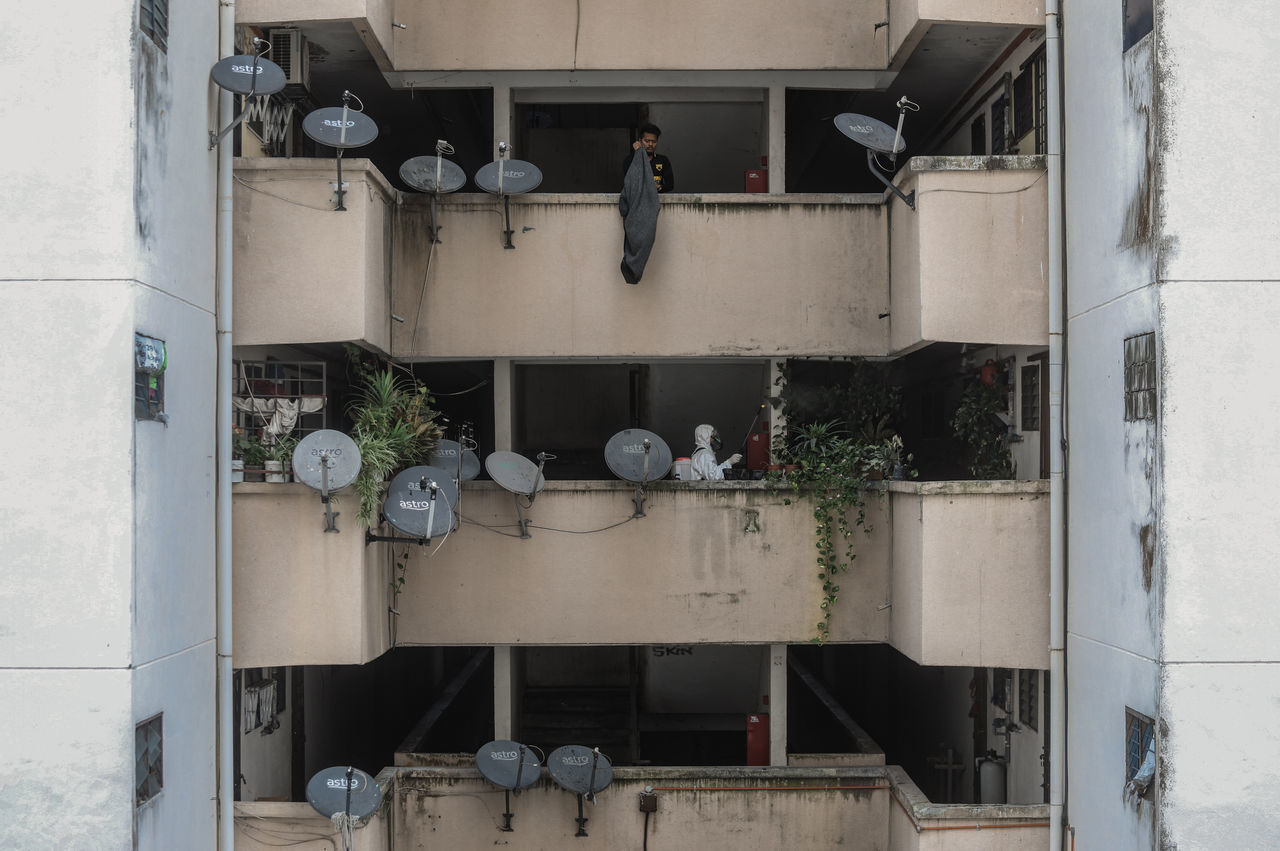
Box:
268;28;310;93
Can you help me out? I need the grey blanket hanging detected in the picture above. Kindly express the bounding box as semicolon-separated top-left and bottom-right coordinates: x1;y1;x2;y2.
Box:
619;148;660;284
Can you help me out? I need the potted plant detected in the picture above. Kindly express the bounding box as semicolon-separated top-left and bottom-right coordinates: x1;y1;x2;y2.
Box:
233;429;268;482
264;435;298;483
951;380;1015;479
866;434;917;481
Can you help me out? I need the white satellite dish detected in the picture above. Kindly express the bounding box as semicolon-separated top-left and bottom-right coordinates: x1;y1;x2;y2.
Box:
485;450;554;539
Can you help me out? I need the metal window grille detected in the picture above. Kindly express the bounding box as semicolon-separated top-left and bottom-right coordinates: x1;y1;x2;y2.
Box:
1125;708;1155;780
990;97;1009;155
1034;53;1047;154
135;369;165;421
1124;333;1157;421
233;360;327;439
1018;670;1039;731
970;114;987;156
1020;364;1041;431
135;714;163;805
139;0;168;51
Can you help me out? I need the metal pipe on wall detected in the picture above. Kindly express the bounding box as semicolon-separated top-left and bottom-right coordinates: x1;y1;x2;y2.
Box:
1045;0;1067;848
215;0;236;848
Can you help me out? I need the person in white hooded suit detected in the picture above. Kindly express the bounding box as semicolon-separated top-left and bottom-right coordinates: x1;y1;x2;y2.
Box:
690;424;742;481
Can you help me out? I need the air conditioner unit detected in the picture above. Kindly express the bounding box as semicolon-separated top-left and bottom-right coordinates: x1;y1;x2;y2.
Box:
268;28;310;93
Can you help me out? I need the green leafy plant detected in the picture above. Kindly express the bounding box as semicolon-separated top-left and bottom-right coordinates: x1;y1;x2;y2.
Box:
264;434;298;468
780;421;877;644
233;429;267;466
951;382;1015;479
345;347;446;526
865;434;917;480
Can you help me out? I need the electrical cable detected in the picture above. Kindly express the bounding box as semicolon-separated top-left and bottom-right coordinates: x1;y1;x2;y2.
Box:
233;175;349;212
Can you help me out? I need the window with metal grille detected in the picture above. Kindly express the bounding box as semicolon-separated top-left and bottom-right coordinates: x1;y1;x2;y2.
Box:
1018;670;1039;731
1014;50;1047;154
1020;364;1041;431
1124;0;1153;51
1125;707;1155;798
135;714;163;805
970;114;987;155
139;0;168;51
233;360;328;440
990;96;1009;155
1124;333;1157;421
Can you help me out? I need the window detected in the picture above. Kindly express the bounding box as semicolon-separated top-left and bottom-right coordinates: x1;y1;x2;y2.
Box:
1020;364;1041;431
1124;0;1153;51
1124;707;1156;800
243;667;286;734
990;96;1009;155
1014;50;1047;154
139;0;168;51
135;334;167;422
1124;332;1157;421
233;359;327;439
135;714;163;805
970;114;987;156
1018;670;1039;731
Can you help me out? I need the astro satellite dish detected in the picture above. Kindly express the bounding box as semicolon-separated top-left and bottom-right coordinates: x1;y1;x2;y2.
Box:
381;465;459;540
834;96;920;210
303;90;379;211
208;38;286;149
475;143;544;249
306;765;382;822
476;740;542;832
293;430;363;533
428;439;481;483
605;428;672;518
547;746;613;837
400;139;465;244
485;451;554;539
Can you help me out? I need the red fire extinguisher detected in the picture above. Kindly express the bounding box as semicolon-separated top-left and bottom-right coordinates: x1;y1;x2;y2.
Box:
980;359;998;386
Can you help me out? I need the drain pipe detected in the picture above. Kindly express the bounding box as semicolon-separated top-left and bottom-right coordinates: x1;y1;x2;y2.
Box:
1045;0;1066;849
215;0;236;848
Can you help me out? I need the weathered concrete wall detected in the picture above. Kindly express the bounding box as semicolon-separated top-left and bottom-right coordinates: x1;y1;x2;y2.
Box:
887;0;1044;65
390;0;887;71
391;192;889;360
233;484;392;667
890;158;1049;354
233;159;394;353
235;801;389;851
889;482;1050;670
887;767;1048;850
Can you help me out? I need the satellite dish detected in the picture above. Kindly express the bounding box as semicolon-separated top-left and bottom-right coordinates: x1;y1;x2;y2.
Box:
400;156;466;194
292;430;363;533
382;465;459;539
547;746;613;837
210;55;286;96
306;766;382;821
475;160;544;195
302;91;378;212
605;429;673;483
485;451;546;497
833;99;919;210
476;740;542;832
429;439;480;482
475;145;543;248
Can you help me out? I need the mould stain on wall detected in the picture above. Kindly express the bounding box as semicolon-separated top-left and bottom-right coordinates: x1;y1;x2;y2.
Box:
1120;37;1157;252
134;36;170;247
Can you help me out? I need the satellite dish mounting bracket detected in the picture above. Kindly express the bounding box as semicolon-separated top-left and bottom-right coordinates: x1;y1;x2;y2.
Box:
319;458;340;532
867;149;915;210
631;439;654;518
208;38;273;150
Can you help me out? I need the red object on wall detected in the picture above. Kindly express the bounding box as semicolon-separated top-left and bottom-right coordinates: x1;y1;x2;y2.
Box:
745;166;768;193
980;359;998;385
746;431;770;469
746;713;770;765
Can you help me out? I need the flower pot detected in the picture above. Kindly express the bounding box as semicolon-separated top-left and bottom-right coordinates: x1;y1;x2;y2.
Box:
231;459;244;483
264;460;287;483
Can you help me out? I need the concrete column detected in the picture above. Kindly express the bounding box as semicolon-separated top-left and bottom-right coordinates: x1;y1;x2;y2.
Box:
767;86;786;194
769;644;787;766
769;359;787;463
494;645;517;739
493;358;513;451
493;85;512;160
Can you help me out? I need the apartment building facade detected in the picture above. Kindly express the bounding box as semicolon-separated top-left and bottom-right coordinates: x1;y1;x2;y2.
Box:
2;0;1277;849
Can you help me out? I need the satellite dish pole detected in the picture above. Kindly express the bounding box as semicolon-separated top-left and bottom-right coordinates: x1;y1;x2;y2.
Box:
485;452;552;539
293;430;363;534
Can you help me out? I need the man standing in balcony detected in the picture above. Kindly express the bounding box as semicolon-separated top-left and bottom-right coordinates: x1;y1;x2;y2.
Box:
622;124;674;193
690;424;742;481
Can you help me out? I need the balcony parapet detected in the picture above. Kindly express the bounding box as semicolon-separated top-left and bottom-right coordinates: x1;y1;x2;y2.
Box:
889;155;1049;355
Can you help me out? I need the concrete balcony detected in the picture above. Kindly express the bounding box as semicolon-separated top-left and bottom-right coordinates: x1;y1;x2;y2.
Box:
391;192;889;359
888;156;1049;355
232;483;391;668
234;765;1048;851
231;479;1047;666
888;0;1046;64
233;158;394;354
888;480;1050;670
236;0;395;67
